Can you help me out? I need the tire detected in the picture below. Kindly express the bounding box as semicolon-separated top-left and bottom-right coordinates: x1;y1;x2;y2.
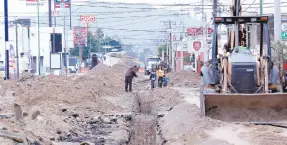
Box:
146;70;150;75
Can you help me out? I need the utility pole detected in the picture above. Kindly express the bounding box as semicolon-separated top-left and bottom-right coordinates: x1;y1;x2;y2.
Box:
64;14;68;76
169;21;172;71
161;20;175;70
70;0;72;30
15;23;19;80
4;0;9;80
274;0;282;41
180;7;184;71
37;0;41;75
48;0;52;27
260;0;263;15
27;25;31;72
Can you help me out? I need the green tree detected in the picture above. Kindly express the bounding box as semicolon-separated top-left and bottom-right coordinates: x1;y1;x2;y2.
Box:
69;29;122;60
157;44;168;58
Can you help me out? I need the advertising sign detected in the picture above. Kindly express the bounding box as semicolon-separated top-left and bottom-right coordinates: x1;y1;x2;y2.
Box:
186;27;214;36
73;27;87;47
55;0;70;8
80;15;96;23
186;28;201;36
25;0;44;6
193;41;201;51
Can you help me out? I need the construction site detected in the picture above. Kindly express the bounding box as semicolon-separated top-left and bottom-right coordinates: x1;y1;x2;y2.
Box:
1;0;287;144
0;56;284;145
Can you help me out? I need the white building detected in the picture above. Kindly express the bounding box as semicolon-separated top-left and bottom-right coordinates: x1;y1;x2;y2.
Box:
0;25;73;75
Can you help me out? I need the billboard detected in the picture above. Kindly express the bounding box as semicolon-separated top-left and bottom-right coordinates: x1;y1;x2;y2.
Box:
50;33;62;53
73;27;87;48
186;27;213;36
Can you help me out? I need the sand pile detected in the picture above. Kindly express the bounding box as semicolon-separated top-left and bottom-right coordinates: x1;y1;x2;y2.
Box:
168;71;201;88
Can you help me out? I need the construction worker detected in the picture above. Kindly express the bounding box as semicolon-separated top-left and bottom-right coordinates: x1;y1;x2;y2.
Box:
163;75;168;87
125;66;138;92
150;68;157;90
156;65;165;88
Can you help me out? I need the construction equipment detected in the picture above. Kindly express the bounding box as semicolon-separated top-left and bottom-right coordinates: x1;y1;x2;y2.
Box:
200;0;287;122
144;56;161;75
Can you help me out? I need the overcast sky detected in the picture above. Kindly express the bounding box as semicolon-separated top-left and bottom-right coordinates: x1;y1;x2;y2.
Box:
1;0;287;46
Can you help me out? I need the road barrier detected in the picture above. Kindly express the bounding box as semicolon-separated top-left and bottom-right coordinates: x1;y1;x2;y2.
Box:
139;68;145;73
80;68;89;73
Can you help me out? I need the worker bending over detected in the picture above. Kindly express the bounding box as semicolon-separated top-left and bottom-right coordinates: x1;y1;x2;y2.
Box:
125;66;138;92
156;66;165;88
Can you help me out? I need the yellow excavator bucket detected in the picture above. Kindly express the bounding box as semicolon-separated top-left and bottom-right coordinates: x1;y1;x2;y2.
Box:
201;93;287;123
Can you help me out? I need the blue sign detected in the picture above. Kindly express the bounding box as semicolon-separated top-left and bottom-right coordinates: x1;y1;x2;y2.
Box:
55;0;70;2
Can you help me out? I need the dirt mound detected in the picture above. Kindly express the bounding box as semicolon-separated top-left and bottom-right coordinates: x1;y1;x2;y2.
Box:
160;103;222;144
19;72;35;81
0;72;126;140
151;88;182;111
168;71;201;88
112;62;130;75
90;63;112;73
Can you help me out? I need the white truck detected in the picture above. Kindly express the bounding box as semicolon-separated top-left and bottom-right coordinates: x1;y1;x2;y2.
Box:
144;57;161;75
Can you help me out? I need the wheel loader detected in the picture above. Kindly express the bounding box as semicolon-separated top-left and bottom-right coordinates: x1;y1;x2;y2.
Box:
200;0;287;123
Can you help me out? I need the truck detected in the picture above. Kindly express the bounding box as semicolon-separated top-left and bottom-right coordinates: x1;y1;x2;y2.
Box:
68;57;78;73
144;57;161;75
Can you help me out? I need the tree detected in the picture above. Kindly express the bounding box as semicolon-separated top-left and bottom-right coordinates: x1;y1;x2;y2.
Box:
271;41;287;92
69;30;122;60
157;44;168;58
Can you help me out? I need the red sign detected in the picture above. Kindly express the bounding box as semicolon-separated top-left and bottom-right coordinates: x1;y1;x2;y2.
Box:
186;28;201;36
207;28;213;34
73;27;88;47
55;2;70;8
80;15;96;23
193;41;201;51
186;27;214;36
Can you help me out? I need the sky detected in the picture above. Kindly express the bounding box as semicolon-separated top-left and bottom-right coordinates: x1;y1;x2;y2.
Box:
1;0;287;46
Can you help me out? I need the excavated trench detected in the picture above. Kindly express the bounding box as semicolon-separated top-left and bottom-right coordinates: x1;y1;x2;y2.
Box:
55;91;166;145
57;113;132;144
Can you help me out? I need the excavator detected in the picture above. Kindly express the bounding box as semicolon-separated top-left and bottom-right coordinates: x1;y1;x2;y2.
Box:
200;0;287;123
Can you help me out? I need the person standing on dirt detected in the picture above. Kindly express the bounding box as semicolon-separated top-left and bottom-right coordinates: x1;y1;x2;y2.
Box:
150;68;157;90
125;66;138;92
156;66;165;88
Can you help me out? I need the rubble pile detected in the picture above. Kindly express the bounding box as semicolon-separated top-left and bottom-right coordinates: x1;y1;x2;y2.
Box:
168;71;201;88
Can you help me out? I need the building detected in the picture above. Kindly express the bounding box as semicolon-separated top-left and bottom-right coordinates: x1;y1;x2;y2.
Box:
0;24;73;75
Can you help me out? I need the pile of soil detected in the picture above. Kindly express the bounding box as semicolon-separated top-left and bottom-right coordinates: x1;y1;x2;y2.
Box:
159;103;222;145
112;62;130;75
168;71;201;88
0;63;131;141
151;88;182;111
